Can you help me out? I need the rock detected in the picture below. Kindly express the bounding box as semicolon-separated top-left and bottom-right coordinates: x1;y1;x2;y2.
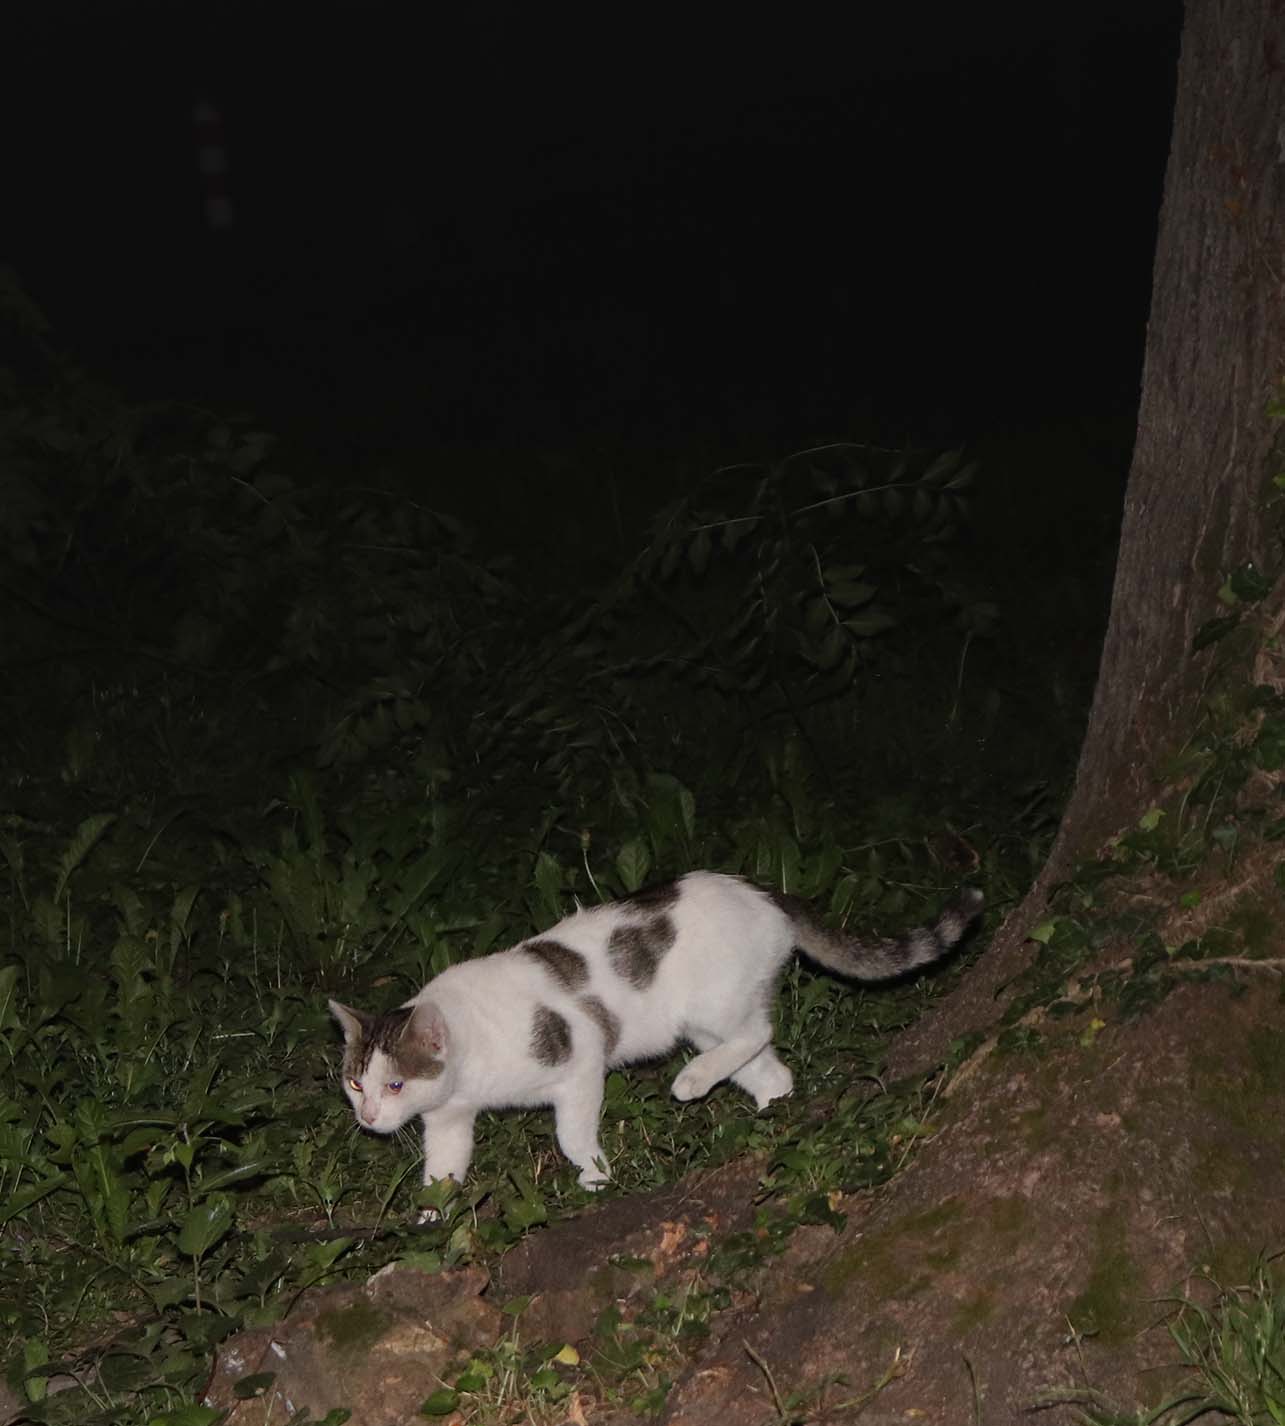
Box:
496;1157;763;1347
0;1378;23;1426
205;1264;503;1426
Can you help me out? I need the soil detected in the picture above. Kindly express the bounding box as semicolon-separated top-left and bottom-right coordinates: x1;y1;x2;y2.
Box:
201;901;1285;1426
502;957;1285;1424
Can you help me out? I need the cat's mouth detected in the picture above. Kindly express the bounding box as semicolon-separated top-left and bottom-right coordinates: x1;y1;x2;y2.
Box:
363;1106;416;1135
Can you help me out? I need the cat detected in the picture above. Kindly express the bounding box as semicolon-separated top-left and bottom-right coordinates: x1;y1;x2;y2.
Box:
329;872;983;1193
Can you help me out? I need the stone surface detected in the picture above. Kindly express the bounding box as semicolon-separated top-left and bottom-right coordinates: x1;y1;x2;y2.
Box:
211;948;1285;1423
205;1265;502;1426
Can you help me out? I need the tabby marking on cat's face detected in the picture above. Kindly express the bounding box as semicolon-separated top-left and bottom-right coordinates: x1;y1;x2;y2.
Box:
338;1005;438;1081
353;1008;445;1083
331;999;449;1134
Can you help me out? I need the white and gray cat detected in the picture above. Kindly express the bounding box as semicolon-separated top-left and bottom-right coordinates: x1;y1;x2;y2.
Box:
330;872;983;1193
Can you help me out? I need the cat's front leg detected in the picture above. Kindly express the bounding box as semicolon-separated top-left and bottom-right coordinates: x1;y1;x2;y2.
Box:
551;1076;609;1190
413;1107;477;1225
420;1107;477;1192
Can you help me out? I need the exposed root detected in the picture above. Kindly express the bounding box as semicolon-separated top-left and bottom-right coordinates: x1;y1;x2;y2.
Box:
943;951;1285;1099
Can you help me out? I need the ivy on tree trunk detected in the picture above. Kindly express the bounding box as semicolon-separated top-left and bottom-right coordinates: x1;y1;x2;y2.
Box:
1051;0;1285;870
891;0;1285;1079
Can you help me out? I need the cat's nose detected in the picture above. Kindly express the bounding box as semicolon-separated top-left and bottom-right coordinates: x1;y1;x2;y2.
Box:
361;1104;378;1124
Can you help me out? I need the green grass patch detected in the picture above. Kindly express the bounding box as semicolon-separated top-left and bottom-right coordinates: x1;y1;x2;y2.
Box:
0;288;1088;1422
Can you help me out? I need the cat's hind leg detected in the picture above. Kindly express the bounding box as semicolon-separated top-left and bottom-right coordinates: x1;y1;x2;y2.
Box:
671;1019;772;1103
551;1068;610;1189
730;1045;793;1109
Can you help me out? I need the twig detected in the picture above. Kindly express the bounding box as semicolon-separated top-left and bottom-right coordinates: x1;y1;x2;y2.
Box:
744;1340;790;1423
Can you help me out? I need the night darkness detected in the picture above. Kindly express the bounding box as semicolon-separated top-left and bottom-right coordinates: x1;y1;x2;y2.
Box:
6;2;1182;550
7;10;1252;1404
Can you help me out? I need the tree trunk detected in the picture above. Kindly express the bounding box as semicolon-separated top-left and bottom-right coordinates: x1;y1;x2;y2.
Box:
1048;0;1285;871
892;0;1285;1077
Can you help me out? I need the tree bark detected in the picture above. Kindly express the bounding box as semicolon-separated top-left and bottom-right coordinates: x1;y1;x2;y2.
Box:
1048;0;1285;872
892;0;1285;1077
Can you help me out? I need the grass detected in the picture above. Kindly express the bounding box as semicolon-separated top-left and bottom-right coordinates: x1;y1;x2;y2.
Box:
0;789;1006;1423
0;292;1107;1422
1037;1259;1285;1425
4;293;1283;1426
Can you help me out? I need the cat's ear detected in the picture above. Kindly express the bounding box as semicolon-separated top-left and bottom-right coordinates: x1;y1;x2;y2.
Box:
329;1000;370;1043
404;1001;448;1058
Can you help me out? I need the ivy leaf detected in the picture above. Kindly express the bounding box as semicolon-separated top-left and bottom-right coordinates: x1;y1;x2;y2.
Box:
615;839;651;893
922;449;961;485
687;528;712;575
192;1159;276;1196
843;610;897;637
149;1405;227;1425
1255;718;1285;771
0;1175;69;1229
0;963;19;1031
803;595;830;633
53;813;118;903
813;627;846;672
233;1372;277;1399
177;1195;234;1259
676;782;696;841
826;581;877;609
946;460;978;491
532;851;564;924
1192;614;1239;651
1228;562;1272;603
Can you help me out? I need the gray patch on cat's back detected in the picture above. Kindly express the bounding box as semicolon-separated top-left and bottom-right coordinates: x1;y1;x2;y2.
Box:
578;995;621;1056
765;888;808;922
526;938;589;989
608;913;677;988
531;1005;573;1065
620;881;681;912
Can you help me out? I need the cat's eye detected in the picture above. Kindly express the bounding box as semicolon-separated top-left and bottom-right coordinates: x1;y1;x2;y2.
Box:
347;1077;362;1092
387;1080;404;1093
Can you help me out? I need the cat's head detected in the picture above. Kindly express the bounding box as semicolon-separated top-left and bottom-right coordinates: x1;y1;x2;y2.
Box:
328;999;452;1132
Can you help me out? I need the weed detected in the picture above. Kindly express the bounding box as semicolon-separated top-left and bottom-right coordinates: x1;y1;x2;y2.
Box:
1035;1257;1285;1425
0;287;1062;1423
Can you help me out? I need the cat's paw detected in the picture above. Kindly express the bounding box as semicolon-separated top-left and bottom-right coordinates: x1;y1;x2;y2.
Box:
577;1163;610;1191
671;1062;714;1102
414;1206;442;1226
749;1063;794;1109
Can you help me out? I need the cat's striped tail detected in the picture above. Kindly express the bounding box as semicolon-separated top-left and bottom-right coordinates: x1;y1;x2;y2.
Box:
777;885;984;981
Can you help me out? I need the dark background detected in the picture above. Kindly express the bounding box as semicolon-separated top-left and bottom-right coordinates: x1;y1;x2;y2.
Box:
6;2;1182;555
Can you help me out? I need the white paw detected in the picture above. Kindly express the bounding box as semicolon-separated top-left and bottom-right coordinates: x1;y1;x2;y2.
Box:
577;1163;610;1191
751;1065;794;1109
415;1206;442;1226
671;1063;715;1102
